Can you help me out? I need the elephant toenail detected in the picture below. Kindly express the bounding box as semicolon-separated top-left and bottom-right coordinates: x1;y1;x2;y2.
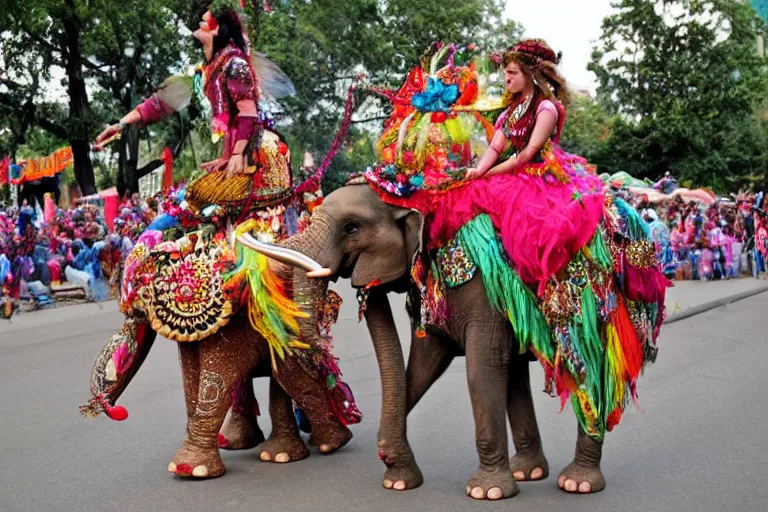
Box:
384;479;394;489
488;487;503;500
565;479;578;492
168;462;177;473
275;453;289;463
558;475;566;488
319;444;331;453
531;467;543;479
394;481;406;491
192;465;208;478
579;482;591;493
466;485;472;495
513;471;525;480
470;487;486;499
259;452;272;461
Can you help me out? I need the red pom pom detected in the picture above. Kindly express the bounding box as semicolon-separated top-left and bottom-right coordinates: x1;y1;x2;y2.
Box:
278;142;289;155
105;404;129;421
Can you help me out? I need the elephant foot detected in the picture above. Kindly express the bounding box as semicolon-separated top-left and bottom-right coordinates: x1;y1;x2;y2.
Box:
380;442;423;491
510;450;549;481
258;435;309;463
465;467;519;500
168;443;225;479
309;423;353;454
217;409;265;451
557;462;605;494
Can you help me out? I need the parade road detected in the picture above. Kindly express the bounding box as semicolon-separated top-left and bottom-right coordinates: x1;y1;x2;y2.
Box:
1;282;766;512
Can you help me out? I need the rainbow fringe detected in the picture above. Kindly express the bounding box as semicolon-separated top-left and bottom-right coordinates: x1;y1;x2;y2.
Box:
225;220;309;369
455;212;665;440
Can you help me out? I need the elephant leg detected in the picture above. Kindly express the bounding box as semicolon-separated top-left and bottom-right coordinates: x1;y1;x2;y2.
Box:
257;376;310;463
557;426;605;494
365;289;423;491
273;355;352;454
217;376;266;451
507;354;549;482
464;321;518;500
405;330;456;413
169;330;258;479
178;342;201;422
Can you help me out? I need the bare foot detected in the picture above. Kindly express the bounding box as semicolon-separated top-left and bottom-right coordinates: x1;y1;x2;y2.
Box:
510;451;549;481
557;462;605;494
217;408;265;451
257;435;309;464
168;442;225;479
465;467;519;500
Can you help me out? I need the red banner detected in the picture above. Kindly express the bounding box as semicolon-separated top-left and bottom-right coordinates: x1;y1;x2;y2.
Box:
0;147;73;186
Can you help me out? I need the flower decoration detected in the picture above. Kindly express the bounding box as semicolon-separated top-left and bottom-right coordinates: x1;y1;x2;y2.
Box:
411;77;459;113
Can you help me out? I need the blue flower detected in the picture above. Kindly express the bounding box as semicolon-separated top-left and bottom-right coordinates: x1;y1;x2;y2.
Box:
411;77;459;113
409;174;425;187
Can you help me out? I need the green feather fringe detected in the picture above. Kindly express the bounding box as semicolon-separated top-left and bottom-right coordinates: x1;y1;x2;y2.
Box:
588;229;614;272
457;215;552;358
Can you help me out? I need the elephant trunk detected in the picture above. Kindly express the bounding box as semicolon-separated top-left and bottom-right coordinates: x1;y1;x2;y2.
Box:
80;317;157;421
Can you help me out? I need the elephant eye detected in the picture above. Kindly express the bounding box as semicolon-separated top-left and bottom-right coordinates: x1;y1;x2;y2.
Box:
343;220;360;235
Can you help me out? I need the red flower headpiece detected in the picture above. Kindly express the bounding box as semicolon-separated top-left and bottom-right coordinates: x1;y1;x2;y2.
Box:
506;39;561;65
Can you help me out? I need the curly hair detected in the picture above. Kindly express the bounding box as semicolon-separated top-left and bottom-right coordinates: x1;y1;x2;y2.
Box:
502;49;572;109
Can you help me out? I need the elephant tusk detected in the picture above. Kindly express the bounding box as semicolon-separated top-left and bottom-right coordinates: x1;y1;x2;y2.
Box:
236;232;332;278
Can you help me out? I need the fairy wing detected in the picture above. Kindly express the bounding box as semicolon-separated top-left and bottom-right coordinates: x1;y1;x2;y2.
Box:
251;52;296;99
155;75;195;112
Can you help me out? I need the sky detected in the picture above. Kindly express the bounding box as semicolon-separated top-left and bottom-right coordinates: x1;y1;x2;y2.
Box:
504;0;617;93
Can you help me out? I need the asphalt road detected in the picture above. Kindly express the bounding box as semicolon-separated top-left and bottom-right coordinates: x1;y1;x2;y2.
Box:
1;283;767;512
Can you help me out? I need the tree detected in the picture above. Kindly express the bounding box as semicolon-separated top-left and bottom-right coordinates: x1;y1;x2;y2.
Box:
0;0;197;196
559;94;618;173
589;0;768;190
254;0;522;190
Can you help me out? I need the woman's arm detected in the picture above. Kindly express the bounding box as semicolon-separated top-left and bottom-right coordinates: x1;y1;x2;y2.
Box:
225;99;259;178
483;109;557;178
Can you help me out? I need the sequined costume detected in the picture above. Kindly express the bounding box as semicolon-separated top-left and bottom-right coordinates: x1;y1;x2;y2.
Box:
364;42;670;439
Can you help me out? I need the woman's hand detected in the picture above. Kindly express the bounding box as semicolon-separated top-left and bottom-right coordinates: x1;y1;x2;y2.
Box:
225;153;246;179
94;124;122;151
465;168;484;180
200;157;229;172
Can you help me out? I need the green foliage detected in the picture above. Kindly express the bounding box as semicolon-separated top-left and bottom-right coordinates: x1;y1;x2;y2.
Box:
589;0;768;191
559;94;618;171
256;0;521;190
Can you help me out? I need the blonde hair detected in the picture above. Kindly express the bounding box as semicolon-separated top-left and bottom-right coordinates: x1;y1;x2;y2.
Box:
502;51;572;109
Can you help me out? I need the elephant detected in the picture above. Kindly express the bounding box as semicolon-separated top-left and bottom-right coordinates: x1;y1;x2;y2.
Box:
237;182;643;500
82;261;361;479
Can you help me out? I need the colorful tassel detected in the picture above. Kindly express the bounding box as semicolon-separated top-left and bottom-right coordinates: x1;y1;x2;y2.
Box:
227;220;308;369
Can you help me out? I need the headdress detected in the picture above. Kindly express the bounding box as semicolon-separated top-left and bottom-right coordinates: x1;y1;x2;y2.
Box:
505;39;561;67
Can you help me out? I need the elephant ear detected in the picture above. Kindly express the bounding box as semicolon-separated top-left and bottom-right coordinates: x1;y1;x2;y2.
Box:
351;208;424;288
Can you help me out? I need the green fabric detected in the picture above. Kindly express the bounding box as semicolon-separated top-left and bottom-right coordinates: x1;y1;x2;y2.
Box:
457;214;552;358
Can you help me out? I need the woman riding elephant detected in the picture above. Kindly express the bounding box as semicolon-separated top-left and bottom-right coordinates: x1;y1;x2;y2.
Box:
239;41;669;499
82;2;360;479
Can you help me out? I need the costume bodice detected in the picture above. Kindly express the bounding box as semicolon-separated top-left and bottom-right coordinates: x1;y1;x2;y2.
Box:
495;95;566;154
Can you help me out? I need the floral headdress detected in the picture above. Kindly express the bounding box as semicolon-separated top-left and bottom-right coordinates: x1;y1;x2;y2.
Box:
504;39;561;67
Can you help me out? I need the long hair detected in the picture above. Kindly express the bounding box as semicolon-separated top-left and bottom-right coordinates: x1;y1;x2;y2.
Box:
211;7;248;55
502;50;572;109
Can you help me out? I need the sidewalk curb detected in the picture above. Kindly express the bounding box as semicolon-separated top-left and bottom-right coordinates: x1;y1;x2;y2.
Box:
663;283;768;325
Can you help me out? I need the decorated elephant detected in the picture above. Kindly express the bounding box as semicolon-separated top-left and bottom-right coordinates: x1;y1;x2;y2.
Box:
81;219;361;479
238;180;668;499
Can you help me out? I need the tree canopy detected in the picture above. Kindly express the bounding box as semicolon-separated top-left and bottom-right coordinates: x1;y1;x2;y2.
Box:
588;0;768;190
